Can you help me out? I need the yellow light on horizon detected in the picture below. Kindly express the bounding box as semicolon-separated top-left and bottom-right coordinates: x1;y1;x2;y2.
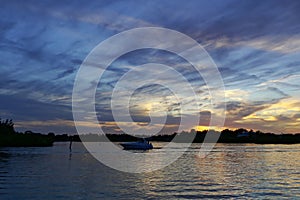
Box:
194;125;224;132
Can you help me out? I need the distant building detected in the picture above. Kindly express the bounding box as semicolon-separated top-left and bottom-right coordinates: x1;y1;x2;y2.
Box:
237;131;250;138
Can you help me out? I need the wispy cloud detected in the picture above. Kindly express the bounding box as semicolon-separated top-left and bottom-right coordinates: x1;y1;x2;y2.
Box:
0;0;299;133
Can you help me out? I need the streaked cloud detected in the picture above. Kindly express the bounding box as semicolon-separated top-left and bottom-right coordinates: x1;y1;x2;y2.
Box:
0;0;299;134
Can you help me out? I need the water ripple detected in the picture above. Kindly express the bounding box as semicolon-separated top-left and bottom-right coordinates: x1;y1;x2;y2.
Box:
0;143;299;199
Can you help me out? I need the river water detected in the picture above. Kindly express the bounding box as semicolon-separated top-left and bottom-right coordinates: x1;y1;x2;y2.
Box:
0;142;299;199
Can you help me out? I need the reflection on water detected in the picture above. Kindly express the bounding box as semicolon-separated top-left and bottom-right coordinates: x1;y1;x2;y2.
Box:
0;143;299;199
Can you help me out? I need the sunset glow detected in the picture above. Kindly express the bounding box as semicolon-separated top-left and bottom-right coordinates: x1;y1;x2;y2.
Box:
0;0;299;134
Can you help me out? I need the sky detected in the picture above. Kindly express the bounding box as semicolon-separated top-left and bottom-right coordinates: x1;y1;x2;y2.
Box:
0;0;300;134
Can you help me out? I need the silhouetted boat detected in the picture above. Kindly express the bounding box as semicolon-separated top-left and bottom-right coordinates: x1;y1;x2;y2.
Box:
120;139;153;150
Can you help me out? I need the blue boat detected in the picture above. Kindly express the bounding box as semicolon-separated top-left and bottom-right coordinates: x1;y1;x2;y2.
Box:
120;138;153;150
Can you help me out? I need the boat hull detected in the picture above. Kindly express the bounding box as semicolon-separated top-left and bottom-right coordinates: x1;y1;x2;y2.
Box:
120;142;153;150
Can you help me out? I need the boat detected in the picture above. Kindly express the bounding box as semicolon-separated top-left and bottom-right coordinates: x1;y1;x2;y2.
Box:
120;138;153;150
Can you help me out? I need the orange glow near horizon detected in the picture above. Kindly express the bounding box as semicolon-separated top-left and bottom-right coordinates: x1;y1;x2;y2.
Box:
194;125;225;132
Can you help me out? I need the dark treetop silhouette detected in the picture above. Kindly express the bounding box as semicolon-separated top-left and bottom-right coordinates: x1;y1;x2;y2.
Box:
65;128;300;144
0;118;54;147
1;118;299;147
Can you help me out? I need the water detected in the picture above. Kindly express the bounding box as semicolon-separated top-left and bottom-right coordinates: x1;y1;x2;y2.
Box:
0;142;299;199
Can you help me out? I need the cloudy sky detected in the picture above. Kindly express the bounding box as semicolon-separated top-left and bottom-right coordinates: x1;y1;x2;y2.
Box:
1;0;300;134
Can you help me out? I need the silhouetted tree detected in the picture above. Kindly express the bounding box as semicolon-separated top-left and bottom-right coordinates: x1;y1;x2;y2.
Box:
0;118;15;134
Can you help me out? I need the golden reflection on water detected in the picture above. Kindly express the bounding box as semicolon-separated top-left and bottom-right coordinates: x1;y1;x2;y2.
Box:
0;143;299;199
136;143;300;198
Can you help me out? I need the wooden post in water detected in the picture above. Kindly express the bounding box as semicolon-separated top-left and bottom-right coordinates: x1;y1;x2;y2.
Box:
69;136;73;151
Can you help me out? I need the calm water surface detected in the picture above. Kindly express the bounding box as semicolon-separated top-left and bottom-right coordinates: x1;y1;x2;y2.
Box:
0;143;299;199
